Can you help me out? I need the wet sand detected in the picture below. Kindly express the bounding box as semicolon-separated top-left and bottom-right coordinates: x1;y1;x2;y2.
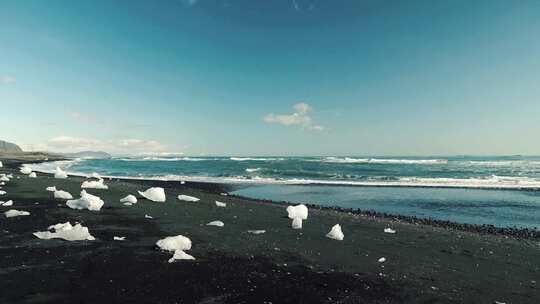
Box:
1;161;539;303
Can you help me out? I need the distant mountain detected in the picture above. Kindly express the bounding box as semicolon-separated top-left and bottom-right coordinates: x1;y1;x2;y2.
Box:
62;151;112;159
0;140;23;153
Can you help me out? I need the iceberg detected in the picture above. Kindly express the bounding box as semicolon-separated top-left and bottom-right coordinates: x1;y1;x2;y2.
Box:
384;228;396;234
247;230;266;235
207;220;224;227
326;224;344;241
54;190;73;200
287;204;308;220
4;209;30;218
20;166;32;175
168;250;195;263
177;194;200;202
66;190;104;211
120;194;137;204
287;204;308;229
156;235;195;262
138;187;166;202
81;179;108;189
54;167;68;179
46;186;57;192
0;200;14;206
156;235;192;251
33;222;95;241
215;201;226;207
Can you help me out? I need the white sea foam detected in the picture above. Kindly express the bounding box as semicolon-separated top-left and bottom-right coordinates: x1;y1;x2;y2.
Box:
245;168;262;173
322;157;448;165
230;157;285;161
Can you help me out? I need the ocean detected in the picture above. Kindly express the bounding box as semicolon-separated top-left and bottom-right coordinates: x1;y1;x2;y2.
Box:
27;156;540;229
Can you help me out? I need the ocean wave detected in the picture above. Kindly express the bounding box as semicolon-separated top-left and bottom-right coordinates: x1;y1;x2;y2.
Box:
117;157;214;162
322;157;448;165
245;168;262;173
466;160;540;167
230;157;285;161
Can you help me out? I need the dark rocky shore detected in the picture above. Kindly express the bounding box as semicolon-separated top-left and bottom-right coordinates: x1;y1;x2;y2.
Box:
1;160;539;303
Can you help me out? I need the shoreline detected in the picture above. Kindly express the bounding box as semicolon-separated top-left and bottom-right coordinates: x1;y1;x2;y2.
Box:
2;159;540;303
18;159;540;240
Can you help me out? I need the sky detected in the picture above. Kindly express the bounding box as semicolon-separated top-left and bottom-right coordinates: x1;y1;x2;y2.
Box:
1;0;539;156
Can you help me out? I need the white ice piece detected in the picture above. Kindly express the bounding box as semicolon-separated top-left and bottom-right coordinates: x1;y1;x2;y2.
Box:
138;187;166;202
0;161;3;167
287;204;308;220
145;214;153;219
168;250;195;263
384;228;396;234
66;190;104;211
291;217;303;229
54;190;73;200
113;236;126;241
46;186;57;192
33;222;95;241
0;200;14;206
156;235;192;252
81;179;108;189
0;190;6;195
326;224;344;241
247;230;266;235
177;194;200;202
120;194;137;204
29;172;37;178
54;167;68;179
4;209;30;218
378;257;386;263
20;166;32;175
215;201;226;207
207;220;224;227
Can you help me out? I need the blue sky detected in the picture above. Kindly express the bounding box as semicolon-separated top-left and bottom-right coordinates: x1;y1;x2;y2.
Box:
1;0;539;155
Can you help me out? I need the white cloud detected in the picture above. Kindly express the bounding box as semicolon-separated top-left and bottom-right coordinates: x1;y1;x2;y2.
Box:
24;136;178;155
264;102;324;131
0;75;16;84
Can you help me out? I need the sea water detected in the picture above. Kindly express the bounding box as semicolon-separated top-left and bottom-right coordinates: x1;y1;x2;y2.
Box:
27;156;540;228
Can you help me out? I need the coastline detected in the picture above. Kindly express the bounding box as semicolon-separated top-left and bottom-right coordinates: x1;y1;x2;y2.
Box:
1;160;539;303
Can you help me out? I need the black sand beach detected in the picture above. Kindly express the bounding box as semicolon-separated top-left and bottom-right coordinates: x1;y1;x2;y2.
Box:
1;160;539;304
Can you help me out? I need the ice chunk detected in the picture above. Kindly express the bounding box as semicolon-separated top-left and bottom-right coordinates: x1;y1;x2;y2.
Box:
66;190;104;211
291;217;303;229
54;190;73;200
4;209;30;218
177;194;200;202
46;186;57;192
138;187;166;202
326;224;344;241
54;167;68;179
1;200;14;206
0;176;9;182
286;204;308;220
33;222;95;241
145;214;153;219
384;228;396;234
113;236;126;241
168;250;195;263
29;172;37;178
378;257;386;263
220;192;228;196
0;190;6;195
120;194;137;204
156;235;192;252
20;166;32;175
215;201;226;207
123;202;133;206
247;230;266;235
180;181;186;184
0;161;2;167
81;179;108;189
207;220;224;227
